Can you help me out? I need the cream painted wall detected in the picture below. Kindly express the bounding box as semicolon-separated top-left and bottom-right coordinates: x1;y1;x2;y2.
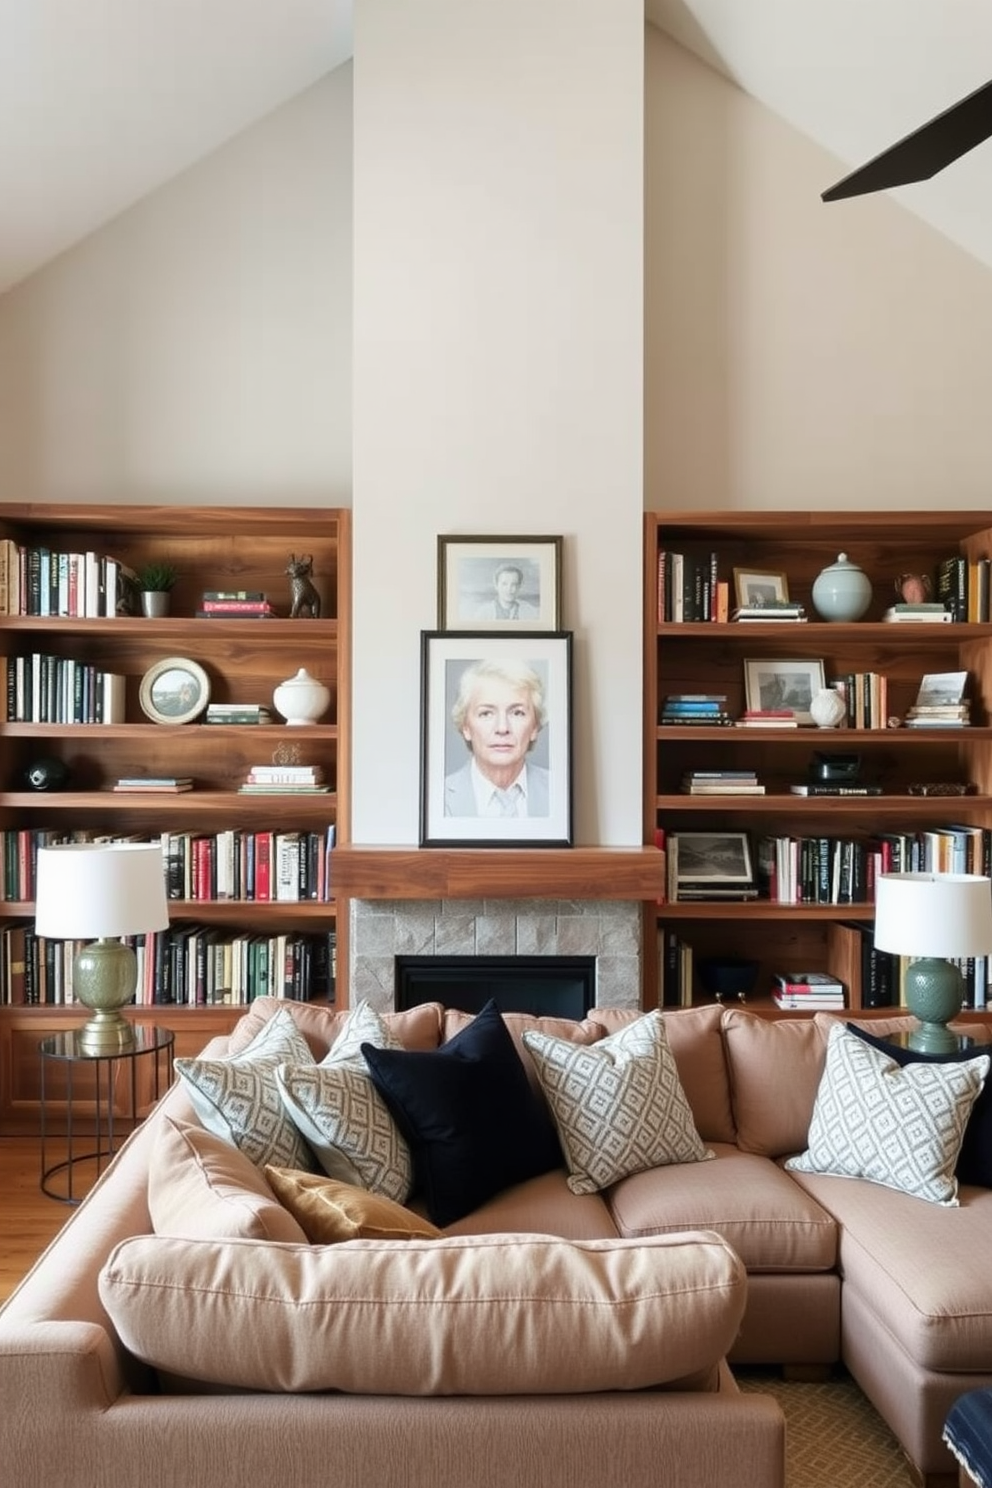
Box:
644;27;992;510
0;71;352;506
351;0;645;846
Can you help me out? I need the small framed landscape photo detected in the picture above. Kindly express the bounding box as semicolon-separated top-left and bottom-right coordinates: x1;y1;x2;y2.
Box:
674;832;755;891
744;657;825;725
437;535;562;632
420;630;573;848
733;568;790;609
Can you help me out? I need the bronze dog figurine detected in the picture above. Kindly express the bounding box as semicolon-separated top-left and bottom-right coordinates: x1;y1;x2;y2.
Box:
286;554;321;619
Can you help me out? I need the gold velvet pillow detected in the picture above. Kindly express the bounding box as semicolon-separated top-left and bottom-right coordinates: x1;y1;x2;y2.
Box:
264;1167;441;1243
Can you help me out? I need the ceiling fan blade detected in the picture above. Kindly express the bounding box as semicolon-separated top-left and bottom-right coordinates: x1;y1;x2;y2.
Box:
822;77;992;201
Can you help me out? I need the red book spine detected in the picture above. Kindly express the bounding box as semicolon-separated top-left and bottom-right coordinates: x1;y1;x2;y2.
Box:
255;832;272;902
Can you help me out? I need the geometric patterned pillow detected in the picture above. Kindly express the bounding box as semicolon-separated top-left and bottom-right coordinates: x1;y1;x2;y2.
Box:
174;1005;316;1172
522;1009;712;1196
786;1022;990;1207
274;1000;413;1204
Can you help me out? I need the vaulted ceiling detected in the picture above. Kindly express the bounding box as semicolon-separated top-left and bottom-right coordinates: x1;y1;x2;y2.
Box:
2;0;991;297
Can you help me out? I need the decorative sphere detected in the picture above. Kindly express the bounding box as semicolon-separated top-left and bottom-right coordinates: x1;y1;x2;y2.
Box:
23;757;70;791
810;687;847;729
811;553;872;623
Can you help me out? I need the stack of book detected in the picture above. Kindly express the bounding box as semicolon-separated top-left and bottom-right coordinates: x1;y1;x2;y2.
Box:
239;764;330;795
882;602;952;624
196;590;275;619
204;703;274;726
113;777;193;794
731;601;807;622
734;709;798;728
771;971;845;1011
659;693;733;726
681;771;765;795
904;670;970;728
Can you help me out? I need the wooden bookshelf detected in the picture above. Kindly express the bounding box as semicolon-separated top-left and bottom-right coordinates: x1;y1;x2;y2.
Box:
0;504;350;1133
644;509;992;1017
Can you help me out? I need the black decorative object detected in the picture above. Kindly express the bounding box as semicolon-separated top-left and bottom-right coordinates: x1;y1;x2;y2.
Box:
285;554;321;618
23;757;70;791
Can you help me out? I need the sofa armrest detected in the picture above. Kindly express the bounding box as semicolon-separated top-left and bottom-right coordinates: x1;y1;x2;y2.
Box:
0;1320;125;1411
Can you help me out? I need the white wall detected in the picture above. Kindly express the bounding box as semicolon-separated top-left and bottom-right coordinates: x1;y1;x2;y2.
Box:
351;0;645;846
0;71;352;506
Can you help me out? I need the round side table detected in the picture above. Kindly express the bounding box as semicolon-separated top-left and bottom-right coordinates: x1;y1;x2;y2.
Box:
39;1024;175;1204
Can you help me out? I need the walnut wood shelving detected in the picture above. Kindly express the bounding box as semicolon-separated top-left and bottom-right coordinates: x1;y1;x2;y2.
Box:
0;504;350;1134
644;509;992;1014
333;846;666;902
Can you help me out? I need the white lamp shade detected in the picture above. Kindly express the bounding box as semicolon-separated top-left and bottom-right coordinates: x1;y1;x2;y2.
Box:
873;873;992;959
34;843;170;940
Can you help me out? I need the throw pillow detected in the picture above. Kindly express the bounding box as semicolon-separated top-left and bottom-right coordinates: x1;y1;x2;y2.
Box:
174;1005;316;1171
149;1116;308;1243
264;1166;441;1243
361;999;563;1227
274;1000;413;1204
522;1009;712;1196
846;1022;992;1188
786;1022;990;1206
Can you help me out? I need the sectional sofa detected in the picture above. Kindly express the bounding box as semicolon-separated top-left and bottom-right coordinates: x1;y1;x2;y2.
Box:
2;995;991;1488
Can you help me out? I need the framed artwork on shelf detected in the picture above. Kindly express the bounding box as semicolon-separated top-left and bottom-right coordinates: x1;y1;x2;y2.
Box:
138;657;211;725
672;831;757;899
733;568;790;608
744;657;825;725
419;630;573;848
437;535;562;631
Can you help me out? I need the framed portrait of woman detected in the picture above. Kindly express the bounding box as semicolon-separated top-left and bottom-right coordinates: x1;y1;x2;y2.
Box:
420;631;573;847
437;536;562;632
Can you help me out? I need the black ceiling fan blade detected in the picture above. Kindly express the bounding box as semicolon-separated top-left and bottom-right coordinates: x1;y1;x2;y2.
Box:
822;76;992;201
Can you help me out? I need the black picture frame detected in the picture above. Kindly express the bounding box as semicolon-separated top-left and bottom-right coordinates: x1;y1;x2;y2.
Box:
420;631;573;847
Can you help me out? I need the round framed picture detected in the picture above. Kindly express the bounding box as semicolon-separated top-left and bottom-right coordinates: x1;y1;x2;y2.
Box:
139;657;211;725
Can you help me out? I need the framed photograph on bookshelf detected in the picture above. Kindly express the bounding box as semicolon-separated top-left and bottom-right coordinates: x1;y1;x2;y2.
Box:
437;536;562;631
744;657;825;725
673;832;756;896
733;568;790;608
419;630;573;847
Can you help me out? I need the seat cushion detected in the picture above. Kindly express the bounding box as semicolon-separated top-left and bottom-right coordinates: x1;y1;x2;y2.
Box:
99;1229;747;1395
607;1143;837;1272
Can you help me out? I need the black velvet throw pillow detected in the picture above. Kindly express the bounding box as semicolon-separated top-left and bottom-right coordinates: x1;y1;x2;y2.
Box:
362;999;563;1226
846;1022;992;1188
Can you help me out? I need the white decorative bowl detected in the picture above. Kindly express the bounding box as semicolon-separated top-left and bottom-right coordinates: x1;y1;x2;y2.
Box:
272;668;330;726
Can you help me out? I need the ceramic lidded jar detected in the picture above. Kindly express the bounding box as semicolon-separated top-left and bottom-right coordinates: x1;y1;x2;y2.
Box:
811;553;872;622
272;668;331;726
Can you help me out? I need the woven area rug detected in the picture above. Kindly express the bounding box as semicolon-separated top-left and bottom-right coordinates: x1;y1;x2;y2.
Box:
737;1369;915;1488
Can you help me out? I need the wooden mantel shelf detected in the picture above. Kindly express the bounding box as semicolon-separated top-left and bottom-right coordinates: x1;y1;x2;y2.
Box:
332;847;665;901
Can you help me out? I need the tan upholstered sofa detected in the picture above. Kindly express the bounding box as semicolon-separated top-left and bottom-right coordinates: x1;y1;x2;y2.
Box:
2;996;991;1488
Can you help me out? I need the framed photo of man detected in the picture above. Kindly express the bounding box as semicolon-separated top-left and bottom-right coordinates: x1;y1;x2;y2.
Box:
437;536;562;632
420;631;573;848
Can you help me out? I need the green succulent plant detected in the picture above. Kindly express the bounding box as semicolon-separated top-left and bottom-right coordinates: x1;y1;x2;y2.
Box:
137;561;178;592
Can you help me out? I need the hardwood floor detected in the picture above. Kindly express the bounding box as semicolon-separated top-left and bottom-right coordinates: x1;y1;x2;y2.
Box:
0;1136;76;1303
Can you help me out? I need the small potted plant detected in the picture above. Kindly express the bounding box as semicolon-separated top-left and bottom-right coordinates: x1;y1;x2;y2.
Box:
137;561;177;617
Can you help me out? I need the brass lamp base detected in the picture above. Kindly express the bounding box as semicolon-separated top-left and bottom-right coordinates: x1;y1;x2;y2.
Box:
73;938;138;1055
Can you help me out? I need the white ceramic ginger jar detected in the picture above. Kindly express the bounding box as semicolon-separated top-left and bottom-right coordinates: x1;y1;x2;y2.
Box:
272;668;330;726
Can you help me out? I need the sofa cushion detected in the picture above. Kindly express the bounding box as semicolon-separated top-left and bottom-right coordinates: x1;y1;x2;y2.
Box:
274;1000;412;1203
721;1009;826;1157
606;1143;837;1272
174;1005;316;1171
846;1021;992;1188
436;1167;620;1241
786;1022;989;1206
148;1116;308;1243
522;1009;712;1196
593;1005;736;1145
264;1167;441;1243
98;1229;747;1394
227;996;445;1059
362;1000;563;1227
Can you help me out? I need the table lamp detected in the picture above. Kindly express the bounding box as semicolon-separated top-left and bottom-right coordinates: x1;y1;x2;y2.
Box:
873;872;992;1052
34;842;170;1054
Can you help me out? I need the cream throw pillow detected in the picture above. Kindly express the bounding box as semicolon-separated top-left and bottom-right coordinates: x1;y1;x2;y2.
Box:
264;1167;441;1243
522;1009;712;1195
174;1005;316;1171
149;1116;307;1243
275;1000;413;1203
786;1022;990;1206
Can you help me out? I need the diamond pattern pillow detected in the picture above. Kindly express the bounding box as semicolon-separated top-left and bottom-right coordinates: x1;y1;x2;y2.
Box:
522;1009;712;1196
786;1022;990;1206
174;1005;316;1171
275;1000;413;1203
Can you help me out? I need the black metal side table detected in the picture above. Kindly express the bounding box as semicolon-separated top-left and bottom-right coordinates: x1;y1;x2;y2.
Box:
39;1024;174;1204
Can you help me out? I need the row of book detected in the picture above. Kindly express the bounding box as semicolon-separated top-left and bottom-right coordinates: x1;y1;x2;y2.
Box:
4;653;126;724
828;672;889;730
936;554;992;624
656;551;728;623
0;921;337;1008
828;920;991;1010
0;539;140;618
0;827;338;904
